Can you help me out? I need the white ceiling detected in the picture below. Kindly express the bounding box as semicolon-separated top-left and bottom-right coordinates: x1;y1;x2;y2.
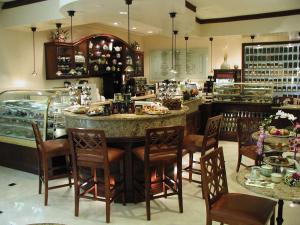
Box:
193;0;300;19
0;0;300;37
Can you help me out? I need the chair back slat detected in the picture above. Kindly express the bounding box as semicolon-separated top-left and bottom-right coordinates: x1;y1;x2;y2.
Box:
202;115;223;152
200;147;228;209
237;117;261;147
145;126;184;163
32;122;44;152
68;128;108;168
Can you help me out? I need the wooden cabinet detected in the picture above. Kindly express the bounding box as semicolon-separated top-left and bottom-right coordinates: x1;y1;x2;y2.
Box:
214;69;241;82
45;34;144;80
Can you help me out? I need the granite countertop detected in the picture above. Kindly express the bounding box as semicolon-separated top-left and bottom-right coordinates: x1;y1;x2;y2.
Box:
272;105;300;111
64;105;189;121
236;168;300;201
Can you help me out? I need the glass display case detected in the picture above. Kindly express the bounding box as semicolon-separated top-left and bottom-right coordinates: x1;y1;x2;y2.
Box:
213;82;274;104
0;89;70;147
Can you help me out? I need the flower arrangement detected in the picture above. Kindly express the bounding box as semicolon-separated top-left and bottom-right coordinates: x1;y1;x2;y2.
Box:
284;172;300;186
50;28;69;42
261;110;297;130
256;126;266;155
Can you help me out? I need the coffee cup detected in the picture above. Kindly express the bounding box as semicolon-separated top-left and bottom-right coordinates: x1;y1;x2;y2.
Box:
250;166;261;180
260;165;273;177
271;173;282;183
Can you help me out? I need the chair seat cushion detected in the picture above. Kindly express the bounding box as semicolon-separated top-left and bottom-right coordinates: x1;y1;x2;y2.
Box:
183;135;216;153
43;139;70;155
240;145;258;160
211;193;276;225
132;146;177;164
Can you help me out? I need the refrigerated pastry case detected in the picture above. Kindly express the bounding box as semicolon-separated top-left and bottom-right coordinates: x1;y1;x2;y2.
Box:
0;89;70;148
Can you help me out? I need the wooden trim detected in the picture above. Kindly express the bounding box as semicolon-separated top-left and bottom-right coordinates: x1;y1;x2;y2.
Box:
196;9;300;24
185;1;196;13
2;0;46;9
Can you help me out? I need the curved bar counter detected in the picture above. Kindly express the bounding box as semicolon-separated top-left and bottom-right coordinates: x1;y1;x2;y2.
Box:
64;106;189;202
64;106;189;139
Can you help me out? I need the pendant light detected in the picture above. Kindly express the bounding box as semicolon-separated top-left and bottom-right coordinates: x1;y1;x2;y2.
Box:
250;35;255;75
169;12;177;75
125;0;134;73
67;10;75;42
185;36;189;74
67;10;76;75
173;30;178;73
31;27;37;77
209;37;213;73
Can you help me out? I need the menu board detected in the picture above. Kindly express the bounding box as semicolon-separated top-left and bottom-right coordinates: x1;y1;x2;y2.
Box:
149;48;208;81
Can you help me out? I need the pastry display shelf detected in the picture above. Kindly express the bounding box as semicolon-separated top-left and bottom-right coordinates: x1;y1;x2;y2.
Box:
0;89;70;148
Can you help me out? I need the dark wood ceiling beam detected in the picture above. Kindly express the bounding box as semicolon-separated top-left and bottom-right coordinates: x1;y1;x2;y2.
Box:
2;0;46;9
196;8;300;24
185;1;196;13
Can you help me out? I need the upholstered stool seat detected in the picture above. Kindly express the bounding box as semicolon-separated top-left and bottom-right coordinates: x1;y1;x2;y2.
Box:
43;139;70;155
211;193;276;225
183;115;223;184
201;147;276;225
32;123;73;206
132;126;184;221
68;128;126;223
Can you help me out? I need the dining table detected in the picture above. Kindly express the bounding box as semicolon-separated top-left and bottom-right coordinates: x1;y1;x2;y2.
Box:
236;168;300;225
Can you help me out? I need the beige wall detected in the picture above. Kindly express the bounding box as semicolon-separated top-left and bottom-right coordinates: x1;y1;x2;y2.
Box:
143;34;289;82
0;23;144;94
0;22;290;92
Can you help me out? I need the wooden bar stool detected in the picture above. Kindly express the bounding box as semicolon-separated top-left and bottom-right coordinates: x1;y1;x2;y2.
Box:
183;115;223;184
201;147;276;225
132;126;184;221
236;117;262;172
68;128;126;223
32;122;72;206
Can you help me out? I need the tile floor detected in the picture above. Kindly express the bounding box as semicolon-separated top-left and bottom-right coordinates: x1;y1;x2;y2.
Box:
0;141;299;225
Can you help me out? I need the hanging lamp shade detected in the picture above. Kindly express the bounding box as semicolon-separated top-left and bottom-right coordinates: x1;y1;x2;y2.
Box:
250;35;255;75
125;0;134;73
31;27;37;77
169;12;177;75
67;10;76;75
209;37;213;73
185;36;189;74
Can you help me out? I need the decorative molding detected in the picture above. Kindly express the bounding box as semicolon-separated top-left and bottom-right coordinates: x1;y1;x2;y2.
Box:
196;9;300;24
2;0;46;9
185;1;196;13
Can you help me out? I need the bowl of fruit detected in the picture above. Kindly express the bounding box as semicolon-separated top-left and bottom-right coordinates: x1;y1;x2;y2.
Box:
268;127;291;137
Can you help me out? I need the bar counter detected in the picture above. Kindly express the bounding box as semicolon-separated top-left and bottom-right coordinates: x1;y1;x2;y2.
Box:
64;105;190;202
64;106;189;139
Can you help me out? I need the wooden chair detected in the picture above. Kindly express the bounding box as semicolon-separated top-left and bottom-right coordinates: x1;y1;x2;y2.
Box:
236;117;262;172
132;126;184;221
183;115;223;183
201;147;276;225
32;122;72;206
68;128;125;223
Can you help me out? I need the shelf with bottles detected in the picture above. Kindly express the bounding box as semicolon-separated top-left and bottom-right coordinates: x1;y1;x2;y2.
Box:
242;41;300;96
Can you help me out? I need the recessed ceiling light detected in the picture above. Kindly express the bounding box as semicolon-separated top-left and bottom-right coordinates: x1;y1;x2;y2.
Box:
113;22;119;26
132;27;137;30
119;11;127;15
147;31;153;34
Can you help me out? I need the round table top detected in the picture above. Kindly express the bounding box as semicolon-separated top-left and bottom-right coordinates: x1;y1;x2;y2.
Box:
252;131;290;152
236;168;300;201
